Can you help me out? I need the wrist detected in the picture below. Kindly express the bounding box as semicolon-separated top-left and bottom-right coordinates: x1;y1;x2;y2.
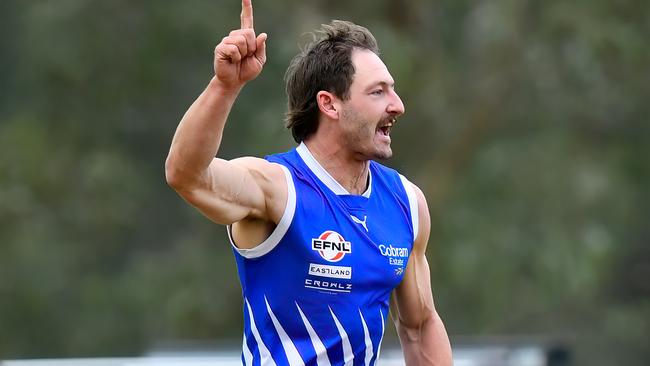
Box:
208;77;244;97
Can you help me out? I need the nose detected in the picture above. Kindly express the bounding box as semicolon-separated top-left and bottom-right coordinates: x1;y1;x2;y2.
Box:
387;89;405;116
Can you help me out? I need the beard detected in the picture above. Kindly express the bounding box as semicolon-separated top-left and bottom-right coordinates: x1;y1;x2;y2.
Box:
340;106;393;160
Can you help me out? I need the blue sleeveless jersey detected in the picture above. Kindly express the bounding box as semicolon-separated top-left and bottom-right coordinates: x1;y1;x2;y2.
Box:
229;143;419;366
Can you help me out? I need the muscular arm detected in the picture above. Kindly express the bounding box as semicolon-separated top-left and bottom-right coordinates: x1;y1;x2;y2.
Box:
165;0;284;240
165;80;279;224
391;184;452;366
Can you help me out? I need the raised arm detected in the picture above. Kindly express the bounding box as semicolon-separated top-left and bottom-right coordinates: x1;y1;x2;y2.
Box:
165;1;284;236
391;184;452;366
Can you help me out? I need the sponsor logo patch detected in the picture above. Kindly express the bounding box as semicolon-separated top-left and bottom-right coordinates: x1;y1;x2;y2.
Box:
308;263;352;279
312;231;352;262
350;214;368;232
304;278;352;293
379;244;409;267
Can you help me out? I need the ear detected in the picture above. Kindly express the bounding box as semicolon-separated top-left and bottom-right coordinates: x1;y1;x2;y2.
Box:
316;91;340;120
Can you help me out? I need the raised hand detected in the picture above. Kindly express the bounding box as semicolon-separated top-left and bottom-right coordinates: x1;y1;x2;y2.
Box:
214;0;267;89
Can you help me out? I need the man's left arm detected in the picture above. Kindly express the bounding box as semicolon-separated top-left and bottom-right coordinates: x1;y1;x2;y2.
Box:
391;184;452;366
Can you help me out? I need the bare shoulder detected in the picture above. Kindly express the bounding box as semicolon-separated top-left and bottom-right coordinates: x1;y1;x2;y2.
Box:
227;156;290;249
230;156;286;182
229;156;288;222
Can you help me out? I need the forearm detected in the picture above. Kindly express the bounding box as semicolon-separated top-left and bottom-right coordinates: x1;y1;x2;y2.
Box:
397;310;452;366
165;77;242;186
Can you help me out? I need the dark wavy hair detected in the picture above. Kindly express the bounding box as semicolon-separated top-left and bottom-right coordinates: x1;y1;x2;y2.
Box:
284;20;379;143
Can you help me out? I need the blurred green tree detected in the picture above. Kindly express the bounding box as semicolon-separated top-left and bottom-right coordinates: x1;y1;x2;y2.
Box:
0;0;647;364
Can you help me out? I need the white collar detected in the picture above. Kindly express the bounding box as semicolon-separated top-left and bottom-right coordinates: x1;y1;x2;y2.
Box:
296;142;372;198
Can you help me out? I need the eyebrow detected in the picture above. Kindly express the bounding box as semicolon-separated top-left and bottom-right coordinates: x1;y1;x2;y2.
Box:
365;80;395;91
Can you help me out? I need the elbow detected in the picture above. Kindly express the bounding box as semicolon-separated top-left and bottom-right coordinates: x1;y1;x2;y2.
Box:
165;156;206;204
164;156;189;192
164;156;179;189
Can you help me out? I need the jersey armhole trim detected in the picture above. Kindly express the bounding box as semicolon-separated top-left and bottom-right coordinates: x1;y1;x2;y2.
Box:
227;164;296;259
399;174;419;243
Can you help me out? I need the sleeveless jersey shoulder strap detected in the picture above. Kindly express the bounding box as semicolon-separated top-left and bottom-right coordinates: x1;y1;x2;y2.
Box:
398;174;419;243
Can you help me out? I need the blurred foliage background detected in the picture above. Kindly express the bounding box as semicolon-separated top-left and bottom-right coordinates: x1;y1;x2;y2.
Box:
1;0;648;365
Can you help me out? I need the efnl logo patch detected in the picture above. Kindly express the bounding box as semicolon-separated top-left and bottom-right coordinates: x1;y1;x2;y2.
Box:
312;231;351;262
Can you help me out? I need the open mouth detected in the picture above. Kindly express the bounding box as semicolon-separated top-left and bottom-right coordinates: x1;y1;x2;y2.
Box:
377;117;396;136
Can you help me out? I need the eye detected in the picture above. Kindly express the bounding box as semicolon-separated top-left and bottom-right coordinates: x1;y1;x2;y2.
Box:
370;89;383;96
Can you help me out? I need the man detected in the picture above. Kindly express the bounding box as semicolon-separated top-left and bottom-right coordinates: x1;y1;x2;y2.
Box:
165;1;452;365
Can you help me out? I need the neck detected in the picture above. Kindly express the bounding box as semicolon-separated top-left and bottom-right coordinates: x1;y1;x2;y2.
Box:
304;139;369;195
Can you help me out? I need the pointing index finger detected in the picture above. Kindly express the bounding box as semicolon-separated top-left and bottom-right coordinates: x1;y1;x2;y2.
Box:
240;0;254;29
